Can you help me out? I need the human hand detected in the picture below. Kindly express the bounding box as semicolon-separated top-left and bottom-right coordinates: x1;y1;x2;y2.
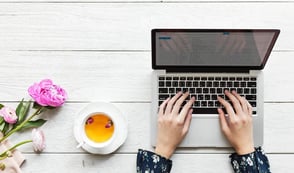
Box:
217;90;254;155
155;92;195;159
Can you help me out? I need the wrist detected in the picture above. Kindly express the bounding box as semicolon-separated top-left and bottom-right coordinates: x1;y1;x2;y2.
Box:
235;145;255;155
155;145;175;159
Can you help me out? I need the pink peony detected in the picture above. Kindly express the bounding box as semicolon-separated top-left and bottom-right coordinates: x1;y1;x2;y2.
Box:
28;79;67;107
32;128;46;152
0;106;18;124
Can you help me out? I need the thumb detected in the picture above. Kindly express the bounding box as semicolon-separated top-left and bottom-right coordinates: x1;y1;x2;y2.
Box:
218;108;229;134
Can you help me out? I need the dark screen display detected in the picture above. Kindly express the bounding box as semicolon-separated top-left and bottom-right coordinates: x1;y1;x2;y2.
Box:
155;31;277;67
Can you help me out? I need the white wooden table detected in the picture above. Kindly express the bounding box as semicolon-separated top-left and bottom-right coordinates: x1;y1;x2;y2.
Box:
1;1;294;172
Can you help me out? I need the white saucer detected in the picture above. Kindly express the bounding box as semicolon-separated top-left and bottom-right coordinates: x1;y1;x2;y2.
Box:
73;102;128;154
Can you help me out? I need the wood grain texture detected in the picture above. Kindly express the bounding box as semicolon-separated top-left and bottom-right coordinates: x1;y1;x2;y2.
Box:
4;102;294;154
20;153;294;172
0;3;293;50
0;1;293;172
0;51;293;102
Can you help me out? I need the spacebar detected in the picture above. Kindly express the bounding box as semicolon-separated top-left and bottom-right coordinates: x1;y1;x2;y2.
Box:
192;108;218;114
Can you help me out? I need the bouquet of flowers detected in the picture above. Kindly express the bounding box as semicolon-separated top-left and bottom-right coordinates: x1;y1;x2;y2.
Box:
0;79;67;171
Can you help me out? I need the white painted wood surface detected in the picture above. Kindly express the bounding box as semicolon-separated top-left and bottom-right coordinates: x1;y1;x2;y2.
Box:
0;1;293;172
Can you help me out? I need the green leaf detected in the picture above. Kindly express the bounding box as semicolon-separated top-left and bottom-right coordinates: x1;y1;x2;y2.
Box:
20;119;47;130
33;102;55;110
0;118;5;132
16;99;31;125
0;104;4;109
3;123;10;135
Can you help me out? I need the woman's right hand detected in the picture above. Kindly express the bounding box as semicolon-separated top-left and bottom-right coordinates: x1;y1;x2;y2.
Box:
217;90;255;155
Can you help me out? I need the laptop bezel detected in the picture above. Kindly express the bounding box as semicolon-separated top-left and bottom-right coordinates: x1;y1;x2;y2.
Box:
151;29;280;72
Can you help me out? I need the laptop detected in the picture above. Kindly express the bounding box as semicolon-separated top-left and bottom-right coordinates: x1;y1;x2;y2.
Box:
151;29;280;147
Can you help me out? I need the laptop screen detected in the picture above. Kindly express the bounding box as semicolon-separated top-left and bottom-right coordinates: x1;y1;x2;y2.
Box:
152;29;280;71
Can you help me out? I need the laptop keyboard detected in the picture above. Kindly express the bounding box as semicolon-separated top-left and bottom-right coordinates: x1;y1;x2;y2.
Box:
158;75;257;115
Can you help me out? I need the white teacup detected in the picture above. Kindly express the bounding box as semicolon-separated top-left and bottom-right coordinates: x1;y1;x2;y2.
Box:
74;102;128;154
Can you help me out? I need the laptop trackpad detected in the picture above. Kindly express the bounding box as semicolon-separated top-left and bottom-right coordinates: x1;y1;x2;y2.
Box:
179;116;230;147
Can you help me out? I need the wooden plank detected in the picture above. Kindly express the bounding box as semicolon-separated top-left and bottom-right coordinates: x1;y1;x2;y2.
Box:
0;3;292;50
0;0;291;3
20;153;294;172
0;51;293;102
5;102;294;154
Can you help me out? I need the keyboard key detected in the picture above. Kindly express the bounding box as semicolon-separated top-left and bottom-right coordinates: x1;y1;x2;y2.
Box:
186;81;192;87
208;101;214;107
200;82;206;87
251;88;257;94
166;77;172;80
159;94;169;100
159;81;164;87
189;88;195;93
198;95;204;100
249;101;256;107
234;82;240;87
201;101;207;107
196;88;202;93
166;81;171;87
192;108;217;114
172;81;178;87
159;88;168;93
179;81;185;87
210;88;216;94
205;95;210;100
248;82;257;87
193;81;199;87
246;95;256;100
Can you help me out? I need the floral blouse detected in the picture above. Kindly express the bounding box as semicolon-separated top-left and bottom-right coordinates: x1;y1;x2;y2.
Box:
137;147;270;173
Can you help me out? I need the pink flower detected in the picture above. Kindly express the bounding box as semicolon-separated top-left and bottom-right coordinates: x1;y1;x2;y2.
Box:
28;79;67;107
32;128;46;152
0;106;18;124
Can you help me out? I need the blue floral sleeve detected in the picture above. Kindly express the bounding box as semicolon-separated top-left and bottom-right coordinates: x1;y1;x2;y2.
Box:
230;147;271;173
137;149;172;173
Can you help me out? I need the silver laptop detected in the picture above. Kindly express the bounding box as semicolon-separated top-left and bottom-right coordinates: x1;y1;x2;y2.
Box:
151;29;280;147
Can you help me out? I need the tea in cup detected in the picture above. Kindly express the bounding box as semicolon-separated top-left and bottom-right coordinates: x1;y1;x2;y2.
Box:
74;102;127;154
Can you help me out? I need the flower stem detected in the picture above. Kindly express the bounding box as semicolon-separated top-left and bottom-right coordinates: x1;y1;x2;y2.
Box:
0;107;43;143
0;140;32;160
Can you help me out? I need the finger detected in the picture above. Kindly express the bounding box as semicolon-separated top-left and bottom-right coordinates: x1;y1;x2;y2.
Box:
178;96;195;123
165;92;183;114
232;91;248;114
217;95;236;120
182;109;193;134
158;97;171;116
218;108;230;134
246;99;253;117
225;90;243;115
171;92;189;115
